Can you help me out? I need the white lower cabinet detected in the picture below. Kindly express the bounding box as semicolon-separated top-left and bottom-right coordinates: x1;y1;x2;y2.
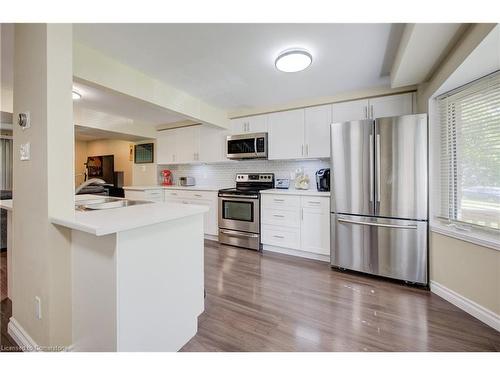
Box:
125;188;219;237
261;193;330;260
164;189;219;237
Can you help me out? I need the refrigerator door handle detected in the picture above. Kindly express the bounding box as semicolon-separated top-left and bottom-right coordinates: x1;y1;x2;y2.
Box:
337;218;417;230
376;133;381;202
369;134;374;202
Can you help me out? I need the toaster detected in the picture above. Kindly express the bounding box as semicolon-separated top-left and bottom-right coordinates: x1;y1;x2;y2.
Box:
179;176;196;186
315;169;330;192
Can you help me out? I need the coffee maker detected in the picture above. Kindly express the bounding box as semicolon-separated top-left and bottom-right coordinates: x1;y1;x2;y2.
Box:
315;168;330;192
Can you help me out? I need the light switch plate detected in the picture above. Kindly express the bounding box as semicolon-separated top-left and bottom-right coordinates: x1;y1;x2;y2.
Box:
20;142;30;160
18;112;31;130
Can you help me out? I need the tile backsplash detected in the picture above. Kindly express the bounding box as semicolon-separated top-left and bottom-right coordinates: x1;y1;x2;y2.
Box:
158;159;330;187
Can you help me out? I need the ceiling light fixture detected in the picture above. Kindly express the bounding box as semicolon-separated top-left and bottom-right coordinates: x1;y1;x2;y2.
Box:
275;48;312;73
72;90;82;100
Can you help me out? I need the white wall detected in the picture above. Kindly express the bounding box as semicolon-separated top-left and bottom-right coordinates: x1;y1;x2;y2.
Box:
11;23;74;349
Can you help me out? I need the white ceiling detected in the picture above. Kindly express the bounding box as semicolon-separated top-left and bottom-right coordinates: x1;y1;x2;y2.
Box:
73;80;187;126
75;125;146;142
74;23;404;111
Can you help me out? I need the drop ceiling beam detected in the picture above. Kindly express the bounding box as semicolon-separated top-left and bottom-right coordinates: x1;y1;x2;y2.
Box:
390;23;468;88
73;43;229;129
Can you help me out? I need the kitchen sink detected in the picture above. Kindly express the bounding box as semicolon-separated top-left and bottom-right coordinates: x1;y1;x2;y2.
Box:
75;197;153;211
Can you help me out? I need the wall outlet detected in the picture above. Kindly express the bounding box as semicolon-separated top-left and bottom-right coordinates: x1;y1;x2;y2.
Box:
34;296;42;320
20;142;30;161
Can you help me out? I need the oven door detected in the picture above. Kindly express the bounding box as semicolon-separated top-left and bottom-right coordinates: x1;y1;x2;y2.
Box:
218;195;260;233
226;133;268;159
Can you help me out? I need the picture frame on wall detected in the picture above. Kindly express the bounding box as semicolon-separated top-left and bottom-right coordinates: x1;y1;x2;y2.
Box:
134;143;154;164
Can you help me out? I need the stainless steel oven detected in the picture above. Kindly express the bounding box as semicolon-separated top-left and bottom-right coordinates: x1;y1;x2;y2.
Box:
218;173;274;251
226;132;268;160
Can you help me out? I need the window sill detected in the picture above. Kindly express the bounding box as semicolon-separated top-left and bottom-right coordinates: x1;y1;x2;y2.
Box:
430;223;500;252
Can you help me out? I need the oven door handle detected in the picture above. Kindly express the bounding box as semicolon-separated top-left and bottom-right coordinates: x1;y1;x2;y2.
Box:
219;194;259;199
220;230;259;238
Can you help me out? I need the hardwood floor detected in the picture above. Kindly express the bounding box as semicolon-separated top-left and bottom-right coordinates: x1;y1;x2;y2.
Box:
1;252;7;302
1;241;498;352
181;240;500;352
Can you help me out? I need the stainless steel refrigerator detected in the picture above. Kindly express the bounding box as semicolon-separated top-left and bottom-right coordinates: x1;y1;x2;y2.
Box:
330;114;428;284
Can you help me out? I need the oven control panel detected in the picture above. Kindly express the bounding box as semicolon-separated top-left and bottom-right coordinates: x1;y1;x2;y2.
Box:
236;173;274;182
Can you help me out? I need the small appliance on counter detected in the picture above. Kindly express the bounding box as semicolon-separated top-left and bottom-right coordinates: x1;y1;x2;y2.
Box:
161;169;173;186
275;178;290;189
293;167;310;190
315;168;330;192
179;176;196;186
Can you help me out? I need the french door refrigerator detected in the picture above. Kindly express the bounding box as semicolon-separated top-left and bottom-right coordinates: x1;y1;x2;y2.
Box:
330;114;428;284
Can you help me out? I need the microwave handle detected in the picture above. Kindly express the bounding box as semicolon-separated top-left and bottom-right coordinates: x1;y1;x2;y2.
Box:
254;137;258;157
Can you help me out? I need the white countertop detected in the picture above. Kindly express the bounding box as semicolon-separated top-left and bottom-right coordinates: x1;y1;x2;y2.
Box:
123;185;226;192
0;199;12;211
50;195;209;236
260;188;330;197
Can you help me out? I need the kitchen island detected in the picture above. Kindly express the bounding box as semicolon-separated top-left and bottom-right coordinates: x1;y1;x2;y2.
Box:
51;195;208;352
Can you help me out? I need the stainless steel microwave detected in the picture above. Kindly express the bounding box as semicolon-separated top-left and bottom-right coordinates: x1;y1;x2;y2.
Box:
226;132;268;160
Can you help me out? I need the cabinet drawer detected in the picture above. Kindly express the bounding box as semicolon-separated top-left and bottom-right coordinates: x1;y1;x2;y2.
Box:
144;189;164;202
262;224;300;249
300;196;329;212
261;194;300;210
164;190;188;199
184;190;216;200
262;207;300;227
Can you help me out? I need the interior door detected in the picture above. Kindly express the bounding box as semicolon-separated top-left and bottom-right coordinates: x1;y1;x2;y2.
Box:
375;114;428;220
330;120;374;216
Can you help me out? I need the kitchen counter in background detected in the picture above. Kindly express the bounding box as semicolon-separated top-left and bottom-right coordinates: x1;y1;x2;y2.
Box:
260;188;330;197
123;185;227;192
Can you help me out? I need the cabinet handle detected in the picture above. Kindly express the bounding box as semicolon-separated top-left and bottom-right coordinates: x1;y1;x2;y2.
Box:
273;198;285;202
273;235;285;239
272;214;285;218
305;144;309;156
171;193;177;195
301;144;304;156
364;106;368;119
194;194;202;197
301;207;304;221
308;201;321;204
370;105;374;119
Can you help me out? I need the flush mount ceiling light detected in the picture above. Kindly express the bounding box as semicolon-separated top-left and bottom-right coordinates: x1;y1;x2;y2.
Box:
72;90;82;100
275;49;312;73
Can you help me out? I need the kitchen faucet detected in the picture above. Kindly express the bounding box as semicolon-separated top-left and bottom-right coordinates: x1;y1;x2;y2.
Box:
75;178;106;194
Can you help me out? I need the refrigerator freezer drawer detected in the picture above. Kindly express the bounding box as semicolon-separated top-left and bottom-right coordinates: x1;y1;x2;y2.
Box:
331;214;427;284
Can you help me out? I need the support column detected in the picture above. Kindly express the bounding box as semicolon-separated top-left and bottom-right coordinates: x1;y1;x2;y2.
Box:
10;23;73;350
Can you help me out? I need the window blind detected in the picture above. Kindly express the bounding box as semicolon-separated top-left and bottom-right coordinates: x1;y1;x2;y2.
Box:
438;71;500;231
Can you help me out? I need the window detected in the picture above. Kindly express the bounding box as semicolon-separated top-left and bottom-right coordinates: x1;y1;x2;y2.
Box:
437;72;500;238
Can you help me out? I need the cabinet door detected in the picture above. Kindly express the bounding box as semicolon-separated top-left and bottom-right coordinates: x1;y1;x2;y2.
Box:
230;118;246;134
268;109;305;160
198;125;226;163
332;99;369;123
247;114;268;133
304;104;332;158
156;129;177;164
369;93;414;119
175;127;197;163
300;207;330;255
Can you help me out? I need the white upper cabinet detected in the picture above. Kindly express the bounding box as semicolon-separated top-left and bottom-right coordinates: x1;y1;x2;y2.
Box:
332;99;368;123
304;104;332;158
157;125;227;164
230;114;268;134
157;129;178;164
198;125;227;163
268;109;305;160
332;93;415;123
368;92;414;119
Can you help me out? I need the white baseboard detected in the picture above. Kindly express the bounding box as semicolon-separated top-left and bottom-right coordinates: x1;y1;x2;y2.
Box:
7;317;40;351
430;281;500;332
263;244;329;262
